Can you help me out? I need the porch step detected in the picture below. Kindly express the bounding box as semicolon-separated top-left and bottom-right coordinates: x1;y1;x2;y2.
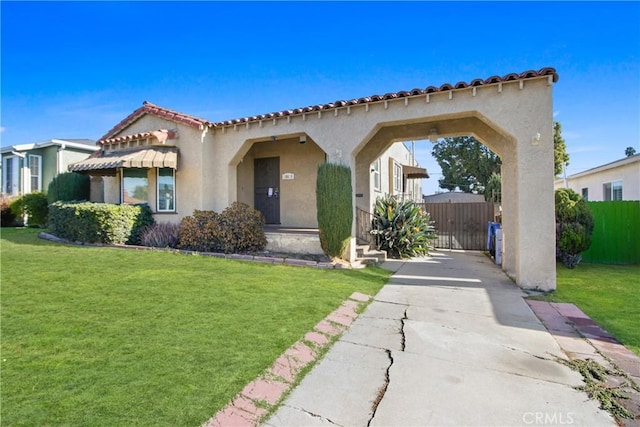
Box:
356;244;387;265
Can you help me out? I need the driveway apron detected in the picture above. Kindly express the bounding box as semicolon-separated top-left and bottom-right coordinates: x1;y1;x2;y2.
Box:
265;251;615;427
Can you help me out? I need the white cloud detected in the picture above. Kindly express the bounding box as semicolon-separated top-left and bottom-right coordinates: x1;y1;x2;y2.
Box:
553;111;560;118
0;126;6;133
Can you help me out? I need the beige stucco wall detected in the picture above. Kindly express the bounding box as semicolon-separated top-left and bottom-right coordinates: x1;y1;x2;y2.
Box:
554;156;640;201
206;76;556;290
236;137;326;227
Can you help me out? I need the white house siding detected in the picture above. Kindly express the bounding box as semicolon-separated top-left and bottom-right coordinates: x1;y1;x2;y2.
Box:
555;155;640;201
370;142;424;208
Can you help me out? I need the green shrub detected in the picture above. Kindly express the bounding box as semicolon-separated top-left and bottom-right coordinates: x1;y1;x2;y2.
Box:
178;210;223;252
371;195;437;259
316;163;352;258
48;202;155;245
555;188;594;268
140;222;181;248
219;202;267;253
1;195;19;227
9;192;49;227
47;172;90;204
178;203;266;253
127;203;155;245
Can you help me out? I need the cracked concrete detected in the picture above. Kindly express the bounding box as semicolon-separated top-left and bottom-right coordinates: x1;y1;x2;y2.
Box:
265;251;616;427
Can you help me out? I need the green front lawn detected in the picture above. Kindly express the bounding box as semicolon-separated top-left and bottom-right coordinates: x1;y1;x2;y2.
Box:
535;263;640;355
0;228;391;426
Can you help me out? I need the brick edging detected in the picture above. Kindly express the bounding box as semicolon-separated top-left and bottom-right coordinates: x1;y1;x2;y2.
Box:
37;231;360;269
202;292;372;427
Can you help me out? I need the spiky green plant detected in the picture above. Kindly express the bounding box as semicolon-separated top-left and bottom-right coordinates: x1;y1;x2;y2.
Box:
316;163;353;258
371;195;436;259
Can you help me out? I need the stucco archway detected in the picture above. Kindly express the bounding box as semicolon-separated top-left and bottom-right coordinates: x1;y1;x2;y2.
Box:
214;69;557;290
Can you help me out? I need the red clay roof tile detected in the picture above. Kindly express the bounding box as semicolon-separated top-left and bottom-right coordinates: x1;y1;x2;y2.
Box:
101;67;558;138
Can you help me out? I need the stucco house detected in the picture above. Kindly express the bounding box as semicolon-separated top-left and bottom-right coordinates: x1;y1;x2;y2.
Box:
70;67;559;290
1;139;98;196
554;154;640;201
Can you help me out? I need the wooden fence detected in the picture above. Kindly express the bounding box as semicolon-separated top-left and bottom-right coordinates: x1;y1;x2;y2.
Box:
419;201;499;250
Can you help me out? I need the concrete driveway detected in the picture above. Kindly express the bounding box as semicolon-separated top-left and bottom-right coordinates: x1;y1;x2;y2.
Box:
265;251;615;426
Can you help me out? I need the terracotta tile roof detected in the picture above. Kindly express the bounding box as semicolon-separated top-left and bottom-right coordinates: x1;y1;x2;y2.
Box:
212;67;558;127
101;67;557;137
99;102;213;142
100;129;177;146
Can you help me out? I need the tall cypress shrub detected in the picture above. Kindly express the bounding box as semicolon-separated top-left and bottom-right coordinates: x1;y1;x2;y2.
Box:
316;162;353;258
47;172;90;204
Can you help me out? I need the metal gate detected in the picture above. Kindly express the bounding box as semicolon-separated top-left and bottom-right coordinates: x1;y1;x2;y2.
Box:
420;201;498;250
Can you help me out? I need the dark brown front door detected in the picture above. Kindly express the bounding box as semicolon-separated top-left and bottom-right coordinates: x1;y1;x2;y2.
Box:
254;157;280;224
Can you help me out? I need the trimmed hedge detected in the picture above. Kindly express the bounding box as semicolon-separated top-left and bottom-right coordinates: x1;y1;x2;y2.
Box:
48;202;155;245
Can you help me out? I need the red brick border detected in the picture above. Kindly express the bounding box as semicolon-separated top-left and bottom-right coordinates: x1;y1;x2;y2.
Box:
202;292;372;427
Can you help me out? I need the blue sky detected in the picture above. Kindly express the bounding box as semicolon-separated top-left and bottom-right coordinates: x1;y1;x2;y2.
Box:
1;1;638;195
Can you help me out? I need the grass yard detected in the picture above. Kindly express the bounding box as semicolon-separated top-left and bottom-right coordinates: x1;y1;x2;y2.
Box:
0;228;392;426
534;262;640;355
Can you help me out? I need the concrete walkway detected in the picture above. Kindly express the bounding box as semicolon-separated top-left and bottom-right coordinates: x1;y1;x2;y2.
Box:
265;251;617;427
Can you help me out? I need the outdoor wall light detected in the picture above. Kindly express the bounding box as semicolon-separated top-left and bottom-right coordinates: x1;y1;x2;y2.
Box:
429;128;439;143
531;133;541;145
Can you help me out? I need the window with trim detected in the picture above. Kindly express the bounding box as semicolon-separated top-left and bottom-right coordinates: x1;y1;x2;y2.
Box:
372;159;381;191
29;155;42;192
157;168;175;212
581;188;588;201
393;162;402;193
122;169;149;204
3;156;19;195
603;180;623;201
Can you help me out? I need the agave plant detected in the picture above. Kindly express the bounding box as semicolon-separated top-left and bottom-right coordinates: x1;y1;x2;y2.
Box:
370;196;436;259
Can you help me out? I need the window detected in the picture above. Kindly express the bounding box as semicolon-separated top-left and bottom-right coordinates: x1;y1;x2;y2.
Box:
122;169;149;204
157;168;175;212
393;162;402;193
3;156;19;195
603;180;623;201
29;155;42;192
581;188;588;201
372;159;381;191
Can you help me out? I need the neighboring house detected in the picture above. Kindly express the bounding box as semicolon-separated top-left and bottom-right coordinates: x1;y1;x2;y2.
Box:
423;192;486;203
554;154;640;201
370;142;428;204
1;139;98;196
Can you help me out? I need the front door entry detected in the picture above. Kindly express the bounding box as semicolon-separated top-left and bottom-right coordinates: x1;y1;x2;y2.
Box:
254;157;280;224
